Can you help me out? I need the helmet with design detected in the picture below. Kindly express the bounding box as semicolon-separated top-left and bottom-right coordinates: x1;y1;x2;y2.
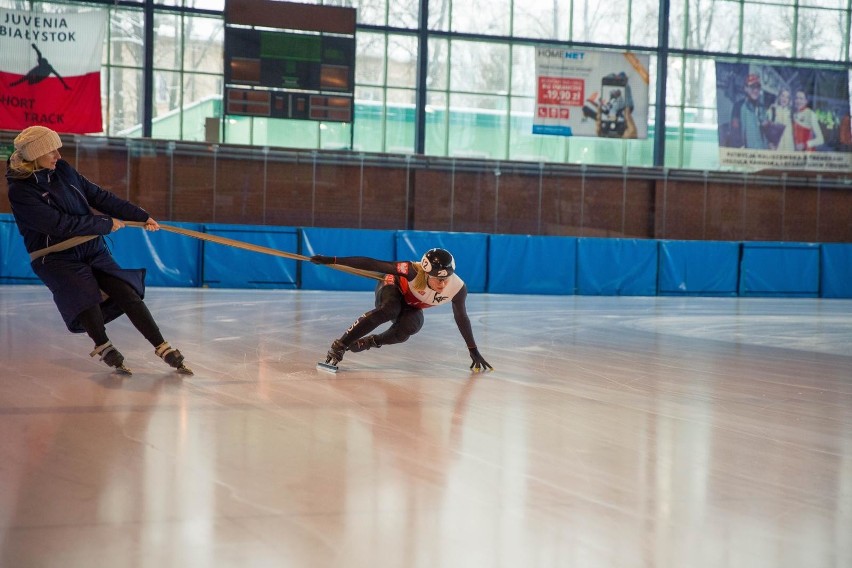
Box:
420;248;455;278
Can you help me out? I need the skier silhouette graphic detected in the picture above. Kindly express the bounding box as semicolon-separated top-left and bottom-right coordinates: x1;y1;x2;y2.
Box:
9;43;71;90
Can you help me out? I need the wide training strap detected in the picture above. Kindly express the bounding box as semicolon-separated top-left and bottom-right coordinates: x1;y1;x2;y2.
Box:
27;221;384;281
30;235;99;261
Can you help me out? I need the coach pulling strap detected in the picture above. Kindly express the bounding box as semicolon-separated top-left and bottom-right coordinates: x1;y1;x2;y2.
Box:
27;221;384;281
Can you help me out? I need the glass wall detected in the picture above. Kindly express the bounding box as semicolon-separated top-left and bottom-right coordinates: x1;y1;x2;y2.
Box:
0;0;849;171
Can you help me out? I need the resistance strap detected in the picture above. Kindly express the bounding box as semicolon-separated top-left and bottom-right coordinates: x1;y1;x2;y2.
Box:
28;221;384;282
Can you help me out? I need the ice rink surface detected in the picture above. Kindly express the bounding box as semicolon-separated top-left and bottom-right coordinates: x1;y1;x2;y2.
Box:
1;285;851;568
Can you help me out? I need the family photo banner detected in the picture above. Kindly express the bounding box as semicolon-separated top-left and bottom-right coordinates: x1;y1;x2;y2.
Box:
0;8;108;133
716;62;852;171
533;48;650;139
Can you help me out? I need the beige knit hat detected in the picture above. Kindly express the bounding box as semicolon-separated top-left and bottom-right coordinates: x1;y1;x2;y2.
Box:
13;126;63;161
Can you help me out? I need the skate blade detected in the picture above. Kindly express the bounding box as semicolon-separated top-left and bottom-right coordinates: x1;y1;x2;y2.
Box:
175;364;194;376
316;361;339;373
114;365;133;376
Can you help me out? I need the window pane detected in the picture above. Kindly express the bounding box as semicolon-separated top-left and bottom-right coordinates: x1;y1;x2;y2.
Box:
353;0;387;25
630;0;661;47
183;73;222;141
663;106;683;167
797;8;846;61
265;118;319;149
155;0;224;6
426;37;449;90
624;137;655;166
510;44;535;97
567;136;625;165
110;9;144;67
742;3;794;57
572;1;627;44
449;40;510;94
319;121;353;150
447;93;508;159
109;67;144;135
356;32;386;86
512;0;567;40
683;57;716;112
680;107;720;169
428;0;451;31
800;0;846;8
647;55;658;106
184;15;224;74
508;96;568;162
424;91;448;156
387;34;417;89
670;0;740;52
385;88;415;153
452;0;510;35
389;0;418;28
354;86;385;152
222;115;252;145
666;56;685;106
154;70;181;115
152;70;181;139
154;13;181;70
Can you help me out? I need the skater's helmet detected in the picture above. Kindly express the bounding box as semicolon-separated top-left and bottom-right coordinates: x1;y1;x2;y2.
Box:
420;248;455;278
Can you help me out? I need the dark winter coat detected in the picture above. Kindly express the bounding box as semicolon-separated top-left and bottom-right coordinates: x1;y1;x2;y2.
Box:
6;159;150;333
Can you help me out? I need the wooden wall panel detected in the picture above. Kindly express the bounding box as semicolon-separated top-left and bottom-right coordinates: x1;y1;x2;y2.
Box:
215;155;266;225
171;153;216;222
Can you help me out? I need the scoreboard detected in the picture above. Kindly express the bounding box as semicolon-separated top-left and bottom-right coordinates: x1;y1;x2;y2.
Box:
224;0;356;123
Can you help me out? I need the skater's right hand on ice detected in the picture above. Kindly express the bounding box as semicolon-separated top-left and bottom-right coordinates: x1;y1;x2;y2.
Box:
468;347;493;373
111;218;125;232
310;255;336;265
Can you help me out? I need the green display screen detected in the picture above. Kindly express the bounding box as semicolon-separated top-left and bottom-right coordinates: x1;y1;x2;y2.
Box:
261;32;322;62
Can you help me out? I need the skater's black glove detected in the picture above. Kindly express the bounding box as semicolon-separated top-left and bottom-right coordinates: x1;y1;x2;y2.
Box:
310;255;336;265
468;347;493;373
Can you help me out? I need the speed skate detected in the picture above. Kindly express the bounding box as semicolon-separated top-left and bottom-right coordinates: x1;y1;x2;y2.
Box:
316;360;339;373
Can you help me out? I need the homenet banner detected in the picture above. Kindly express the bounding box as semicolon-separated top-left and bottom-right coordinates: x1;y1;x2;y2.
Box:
533;48;650;139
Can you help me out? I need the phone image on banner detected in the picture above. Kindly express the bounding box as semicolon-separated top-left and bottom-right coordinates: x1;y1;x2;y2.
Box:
599;74;629;138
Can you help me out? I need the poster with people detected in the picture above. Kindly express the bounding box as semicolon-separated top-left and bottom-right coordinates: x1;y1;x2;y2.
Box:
716;62;852;171
533;48;650;139
0;7;107;133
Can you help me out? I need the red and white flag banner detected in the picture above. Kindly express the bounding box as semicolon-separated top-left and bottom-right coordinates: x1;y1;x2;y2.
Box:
0;8;108;134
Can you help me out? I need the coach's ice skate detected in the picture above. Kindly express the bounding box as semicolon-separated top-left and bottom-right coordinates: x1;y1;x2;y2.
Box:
155;341;193;375
90;341;132;375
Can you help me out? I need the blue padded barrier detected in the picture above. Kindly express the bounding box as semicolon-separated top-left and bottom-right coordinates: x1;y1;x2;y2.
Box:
0;213;38;284
396;231;488;293
658;240;739;296
301;228;395;291
203;224;299;289
820;243;852;299
0;211;839;298
739;242;820;297
109;222;203;287
577;238;658;296
488;234;576;295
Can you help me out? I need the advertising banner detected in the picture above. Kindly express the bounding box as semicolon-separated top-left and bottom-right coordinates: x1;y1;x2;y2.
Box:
716;62;852;171
533;48;650;139
0;8;108;133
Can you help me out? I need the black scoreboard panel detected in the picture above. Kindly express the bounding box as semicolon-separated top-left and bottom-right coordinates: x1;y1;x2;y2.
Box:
226;88;353;123
225;26;354;122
